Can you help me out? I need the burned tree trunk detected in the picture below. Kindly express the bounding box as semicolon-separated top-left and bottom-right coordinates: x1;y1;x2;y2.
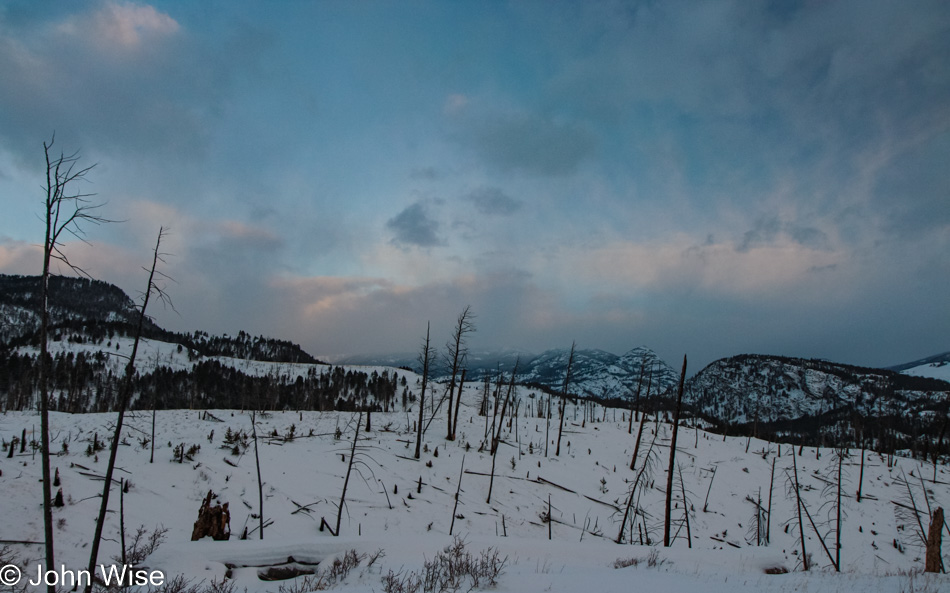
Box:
555;342;576;457
191;490;231;541
663;354;687;547
415;323;433;459
925;507;944;573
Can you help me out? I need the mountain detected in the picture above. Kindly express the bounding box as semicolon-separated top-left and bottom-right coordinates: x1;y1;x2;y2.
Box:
683;353;950;447
5;273;948;448
0;274;155;344
888;351;950;385
0;274;321;364
887;350;950;372
0;274;419;414
516;346;679;400
339;345;680;401
334;347;532;374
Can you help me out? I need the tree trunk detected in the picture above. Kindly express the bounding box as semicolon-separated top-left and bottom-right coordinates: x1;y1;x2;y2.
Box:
251;409;264;539
86;228;166;593
556;342;575;457
451;369;467;439
415;323;431;460
663;354;687;547
925;507;944;573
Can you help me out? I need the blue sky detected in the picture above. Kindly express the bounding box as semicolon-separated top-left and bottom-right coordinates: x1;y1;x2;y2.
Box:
1;0;948;371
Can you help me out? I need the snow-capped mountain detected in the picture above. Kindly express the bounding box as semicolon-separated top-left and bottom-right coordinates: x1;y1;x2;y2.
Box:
0;274;320;364
515;346;679;400
338;346;680;401
889;351;950;383
0;274;153;344
683;354;950;447
4;273;948;447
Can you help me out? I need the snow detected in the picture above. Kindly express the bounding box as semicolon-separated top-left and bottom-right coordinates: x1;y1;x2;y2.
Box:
903;361;950;383
1;379;948;593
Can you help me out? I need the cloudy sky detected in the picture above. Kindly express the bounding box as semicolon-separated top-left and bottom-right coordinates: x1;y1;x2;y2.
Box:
1;0;948;371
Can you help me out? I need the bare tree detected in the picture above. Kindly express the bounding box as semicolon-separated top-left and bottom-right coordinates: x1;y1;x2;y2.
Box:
85;228;173;593
663;354;687;547
555;342;576;457
488;362;517;503
446;306;475;440
322;412;362;536
789;452;809;571
38;135;109;592
630;370;652;471
628;361;645;433
251;409;264;539
415;323;434;459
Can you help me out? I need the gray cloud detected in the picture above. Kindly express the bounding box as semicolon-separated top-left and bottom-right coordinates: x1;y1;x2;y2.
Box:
387;202;443;248
410;167;441;181
871;134;950;239
738;217;830;252
0;2;272;171
465;187;522;217
461;113;597;177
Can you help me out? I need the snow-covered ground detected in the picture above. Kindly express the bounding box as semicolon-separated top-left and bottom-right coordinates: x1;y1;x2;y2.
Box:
902;360;950;383
1;380;948;592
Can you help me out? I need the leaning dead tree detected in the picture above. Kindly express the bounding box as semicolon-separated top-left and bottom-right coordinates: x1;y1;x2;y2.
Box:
630;370;652;471
321;412;363;536
555;342;576;457
488;362;518;503
446;306;475;441
251;409;264;539
38;135;109;593
663;355;687;547
415;322;433;459
85;228;173;593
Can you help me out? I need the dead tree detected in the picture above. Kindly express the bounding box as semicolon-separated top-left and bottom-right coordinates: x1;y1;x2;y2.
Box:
446;306;475;440
629;361;645;433
630;370;652;471
491;362;518;455
85;228;171;593
326;412;362;536
449;456;465;536
663;354;687;547
39;135;109;592
251;409;264;539
191;490;231;541
415;323;433;459
767;456;775;544
544;393;551;457
487;364;518;503
925;507;944;573
617;427;659;543
677;464;692;548
555;342;576;457
454;369;467;437
790;453;809;571
150;386;157;464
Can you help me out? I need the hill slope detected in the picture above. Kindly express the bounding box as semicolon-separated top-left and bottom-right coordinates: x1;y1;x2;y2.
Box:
684;354;950;447
0;273;322;364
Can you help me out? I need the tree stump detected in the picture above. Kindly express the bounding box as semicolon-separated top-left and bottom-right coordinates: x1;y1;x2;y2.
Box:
925;507;944;573
191;490;231;541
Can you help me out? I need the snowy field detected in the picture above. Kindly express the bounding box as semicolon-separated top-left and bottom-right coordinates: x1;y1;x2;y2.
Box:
1;380;948;592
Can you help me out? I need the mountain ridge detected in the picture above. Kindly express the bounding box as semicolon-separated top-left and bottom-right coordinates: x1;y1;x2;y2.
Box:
3;273;948;447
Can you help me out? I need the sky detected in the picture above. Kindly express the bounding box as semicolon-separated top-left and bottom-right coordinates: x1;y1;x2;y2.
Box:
0;0;948;372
